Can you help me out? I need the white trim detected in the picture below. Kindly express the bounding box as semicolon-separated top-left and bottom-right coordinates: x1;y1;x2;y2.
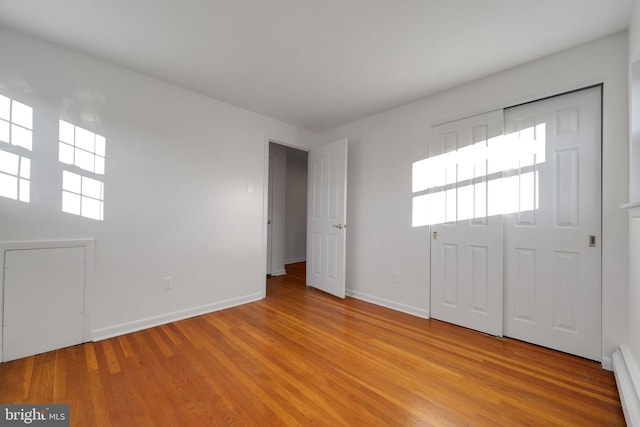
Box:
0;239;95;362
613;346;640;427
92;292;263;341
346;289;430;319
270;268;287;276
262;135;270;296
0;239;95;250
602;356;613;371
285;257;306;265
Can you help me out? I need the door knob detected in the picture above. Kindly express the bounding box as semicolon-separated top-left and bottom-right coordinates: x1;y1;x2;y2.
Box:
333;224;346;229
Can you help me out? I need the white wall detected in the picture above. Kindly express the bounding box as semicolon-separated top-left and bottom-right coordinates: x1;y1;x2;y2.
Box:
0;26;314;341
284;147;307;264
317;32;630;363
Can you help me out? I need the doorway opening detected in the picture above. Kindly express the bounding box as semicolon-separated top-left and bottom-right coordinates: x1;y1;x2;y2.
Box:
266;142;308;277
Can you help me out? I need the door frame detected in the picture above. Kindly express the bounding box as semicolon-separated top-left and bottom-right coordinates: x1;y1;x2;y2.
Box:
266;153;274;275
261;136;310;297
0;239;94;362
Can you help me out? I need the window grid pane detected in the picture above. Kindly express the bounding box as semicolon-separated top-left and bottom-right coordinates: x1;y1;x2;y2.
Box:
0;95;10;121
19;179;30;202
0;120;9;143
0;98;33;151
75;147;95;173
0;97;33;204
0;150;19;175
59;120;75;144
11;124;32;151
63;170;81;193
11;101;33;130
0;172;18;200
95;156;105;175
0;148;30;203
19;157;30;179
61;169;104;221
59;142;74;164
62;191;81;215
58;120;106;175
59;121;106;220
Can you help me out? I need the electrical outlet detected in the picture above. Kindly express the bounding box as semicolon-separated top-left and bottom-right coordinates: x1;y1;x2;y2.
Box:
163;276;173;291
392;271;400;284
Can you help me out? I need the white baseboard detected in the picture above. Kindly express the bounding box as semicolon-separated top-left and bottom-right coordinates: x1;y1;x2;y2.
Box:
270;268;287;276
602;356;613;371
285;257;306;265
346;288;430;319
613;346;640;427
92;292;263;341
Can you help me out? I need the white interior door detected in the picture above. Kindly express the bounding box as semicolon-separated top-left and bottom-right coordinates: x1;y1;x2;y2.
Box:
3;247;86;361
307;138;348;298
503;86;602;361
430;111;504;336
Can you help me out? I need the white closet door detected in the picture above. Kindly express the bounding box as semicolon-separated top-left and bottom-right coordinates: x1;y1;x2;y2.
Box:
430;110;504;336
503;87;602;361
3;247;86;361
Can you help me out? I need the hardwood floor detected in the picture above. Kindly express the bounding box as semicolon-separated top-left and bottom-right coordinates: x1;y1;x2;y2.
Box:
0;262;624;426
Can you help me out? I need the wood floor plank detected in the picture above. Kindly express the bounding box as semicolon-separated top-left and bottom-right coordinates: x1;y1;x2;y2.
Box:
52;349;66;402
99;340;121;375
116;334;135;359
0;262;625;426
20;355;34;401
84;345;109;426
159;323;183;346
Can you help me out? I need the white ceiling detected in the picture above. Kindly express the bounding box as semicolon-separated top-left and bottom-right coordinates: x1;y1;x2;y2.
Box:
0;0;634;132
